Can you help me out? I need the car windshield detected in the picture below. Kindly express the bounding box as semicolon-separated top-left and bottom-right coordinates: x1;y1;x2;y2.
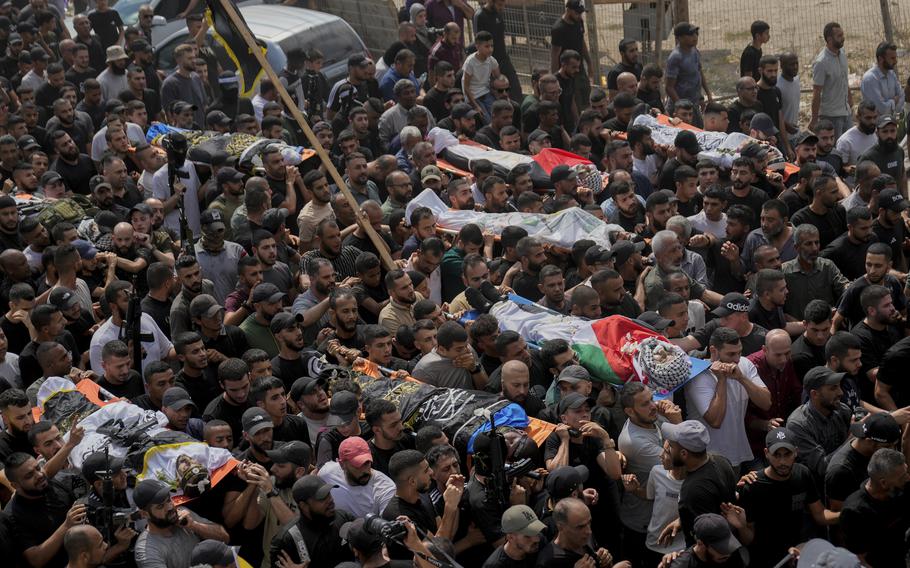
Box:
112;0;148;26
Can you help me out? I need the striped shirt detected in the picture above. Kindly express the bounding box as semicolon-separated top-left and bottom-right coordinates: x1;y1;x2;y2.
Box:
300;246;363;281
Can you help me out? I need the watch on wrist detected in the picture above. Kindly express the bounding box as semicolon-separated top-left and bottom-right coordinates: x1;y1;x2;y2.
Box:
471;363;482;374
265;488;280;498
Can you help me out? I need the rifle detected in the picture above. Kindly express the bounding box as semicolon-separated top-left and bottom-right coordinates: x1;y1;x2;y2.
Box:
97;446;116;544
476;409;537;511
169;162;194;258
118;275;150;372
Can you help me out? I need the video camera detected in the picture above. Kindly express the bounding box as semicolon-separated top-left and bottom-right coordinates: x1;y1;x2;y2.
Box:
363;513;408;543
86;505;141;533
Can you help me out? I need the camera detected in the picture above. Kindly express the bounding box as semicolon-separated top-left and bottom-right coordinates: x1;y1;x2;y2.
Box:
86;504;141;532
364;513;408;542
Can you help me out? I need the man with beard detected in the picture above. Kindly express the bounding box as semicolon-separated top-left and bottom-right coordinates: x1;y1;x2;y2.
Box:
381;170;411;223
0;389;35;461
482;504;547;568
121;65;161;123
197;359;249;447
161;45;207;128
171;332;217;411
3;452;84;568
90;177;129;218
270;311;314;390
378;81;435;151
96;339;145;400
364;399;409;477
344;201;402;262
239;283;283;358
160;386;204;439
209;167;245;241
190;294;249;363
850;284;903;386
724;157;769;228
169;256;215;337
861;41;903;118
592;268;641;319
97;45;129;102
821;206;877;280
538;265;568;314
606;180;645;233
251;230;294;296
617;383;682;565
49;131;94;196
292;259;338;345
781;224;848;318
251;375;309;445
378;269;421;335
446;177;476;211
835;101;878;170
195;209;247;305
787;366;852;489
859;114;906;189
642;230;721;311
736;427;838;566
841;161;880;212
740;200;796;273
237;407;277;469
449;102;479;139
296;170;334;252
255;441;311;565
269;475;355;566
507;236;547;302
383;449;459;560
840;449;910;567
132;361;175;412
499;360;545;418
300;219;362;282
134;478;228;568
46;98;92;154
290;377;330;447
64;525;110;568
317;436;396;517
809;22;851;138
109;221;152;294
791;174;847;249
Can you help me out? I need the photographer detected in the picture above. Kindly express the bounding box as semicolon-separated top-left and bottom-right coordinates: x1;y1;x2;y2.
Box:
335;518;410;568
76;452;138;568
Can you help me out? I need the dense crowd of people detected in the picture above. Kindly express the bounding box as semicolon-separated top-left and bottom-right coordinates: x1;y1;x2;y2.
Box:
0;0;905;567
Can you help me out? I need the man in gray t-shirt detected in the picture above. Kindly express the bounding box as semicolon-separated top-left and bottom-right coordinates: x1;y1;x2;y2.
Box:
810;23;852;138
665;23;711;126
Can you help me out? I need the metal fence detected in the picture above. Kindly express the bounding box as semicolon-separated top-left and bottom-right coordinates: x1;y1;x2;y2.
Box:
316;0;910;101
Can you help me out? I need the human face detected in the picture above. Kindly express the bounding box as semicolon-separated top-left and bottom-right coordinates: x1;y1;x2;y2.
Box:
858;107;878;134
11;457;47;496
437;338;470;361
146;369;175;406
205;425;233;449
309;176;331;204
101;352;131;384
626;387;658;426
711;341;743;365
164;403;193;430
342;460;373;486
803;319;831;347
255;237;278;267
551;349;579;376
431;454;460;488
366;334;394;365
374;410;403;444
277;322;305;351
540;274;565;304
675;106;694;125
176;262;203;295
760;208;785;238
260;387;288;420
765;278;788;307
147;497;179;528
247;426;274;455
615;189;639;217
387;174;412;202
450;182;475;210
414;327;437;355
558;504;593;550
560;402;591;429
850;217;874;243
32;425;63;459
331;296;359;334
301;385;330;414
763;338;791;371
501;337;531;367
223;376;251;405
815;383;843;412
502;367;530;404
312;263;336;297
796;232;820;264
391;274;416;305
835;348;862;376
416;249;442;276
524;245;547;274
731;165;753;190
701;196;724;222
181;340;208;370
599;276;626;307
872;295;898;325
865;252;890;283
463;261;490;290
656;240;684;272
664;301;689;337
486;182;510;211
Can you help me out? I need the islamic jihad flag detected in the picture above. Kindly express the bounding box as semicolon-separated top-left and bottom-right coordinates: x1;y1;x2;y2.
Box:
205;0;266;98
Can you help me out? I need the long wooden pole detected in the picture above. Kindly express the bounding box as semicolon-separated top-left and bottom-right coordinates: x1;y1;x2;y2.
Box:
215;0;396;270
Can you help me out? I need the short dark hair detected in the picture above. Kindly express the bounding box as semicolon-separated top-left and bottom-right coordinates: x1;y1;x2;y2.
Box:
750;20;770;37
540;338;571;373
709;327;741;350
250;375;284;404
620;381;648;409
825;331;862;361
762;199;789;219
867;241;892;261
362;324;391;346
803;300;832;324
4;452;33;483
388;449;425;483
0;389;28;411
847;206;873;226
860;285;891;314
437;321;468;349
365;399;398;427
219;357;250;383
494;330;522;357
173;331;203;355
755;269;785;296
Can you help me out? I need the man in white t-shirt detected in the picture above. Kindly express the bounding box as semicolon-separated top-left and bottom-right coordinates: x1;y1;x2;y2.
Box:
835;101;879;171
316;436;396;517
685;326;771;468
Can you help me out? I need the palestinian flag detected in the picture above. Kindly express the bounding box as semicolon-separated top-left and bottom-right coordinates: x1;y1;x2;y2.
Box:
490;297;709;397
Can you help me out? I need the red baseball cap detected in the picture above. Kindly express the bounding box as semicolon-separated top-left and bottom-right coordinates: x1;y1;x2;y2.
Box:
338;437;372;468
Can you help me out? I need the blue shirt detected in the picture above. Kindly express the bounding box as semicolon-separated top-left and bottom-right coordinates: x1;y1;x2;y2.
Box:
861;65;905;116
666;46;703;103
379;68;420;102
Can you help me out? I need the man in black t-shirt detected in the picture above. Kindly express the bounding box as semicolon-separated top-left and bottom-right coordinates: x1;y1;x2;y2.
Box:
661;420;737;545
738;427;834;567
820;206;877;280
535;497;614;568
872;187;907;271
550;0;591;112
791;175;847;249
510;236;546;301
850;284;902;386
96;340;145;400
668;514;747;568
840;448;910;567
482;504;546;568
251;376;309;445
0;389;36;462
365;399;409;476
202;358;252;447
858;115;906;186
607;39;643;96
825;412;901;510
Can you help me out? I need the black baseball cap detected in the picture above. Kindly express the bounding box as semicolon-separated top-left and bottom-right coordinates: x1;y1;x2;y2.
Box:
162;386;197;411
638;311;674;332
261;208;289;233
793;131;819;147
48;287;79;311
269;311;301;334
673;22;699;37
251;282;284;304
803;366;845;392
242;407;272;435
81;452;125;484
693;513;741;555
545;464;589;499
557;392;596;415
877;114;898;129
711;292;750;317
266;440;312;466
200;208;226;229
289;376;327;401
566;0;586;12
133;479;173;510
451;102;478;120
765;427;797;453
216;166;243;185
189;294;223;320
849;412;901;443
347;54;371;68
326;391;359;426
528;129;551;143
340;518;383;554
611;239;645;266
292;474;337;502
878;188;909;212
750;113;778;136
191;540;234;567
207;110;232;127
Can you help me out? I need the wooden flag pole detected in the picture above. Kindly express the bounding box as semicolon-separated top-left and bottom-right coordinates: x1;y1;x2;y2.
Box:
214;0;396;270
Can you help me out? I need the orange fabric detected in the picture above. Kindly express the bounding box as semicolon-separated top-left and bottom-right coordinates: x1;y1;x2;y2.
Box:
172;459;240;506
33;379;122;422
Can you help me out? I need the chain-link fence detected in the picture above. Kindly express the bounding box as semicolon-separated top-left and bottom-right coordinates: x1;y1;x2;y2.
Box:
314;0;910;102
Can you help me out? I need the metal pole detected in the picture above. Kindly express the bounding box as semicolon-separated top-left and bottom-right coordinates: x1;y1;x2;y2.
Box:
655;0;665;65
880;0;895;43
213;0;397;270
